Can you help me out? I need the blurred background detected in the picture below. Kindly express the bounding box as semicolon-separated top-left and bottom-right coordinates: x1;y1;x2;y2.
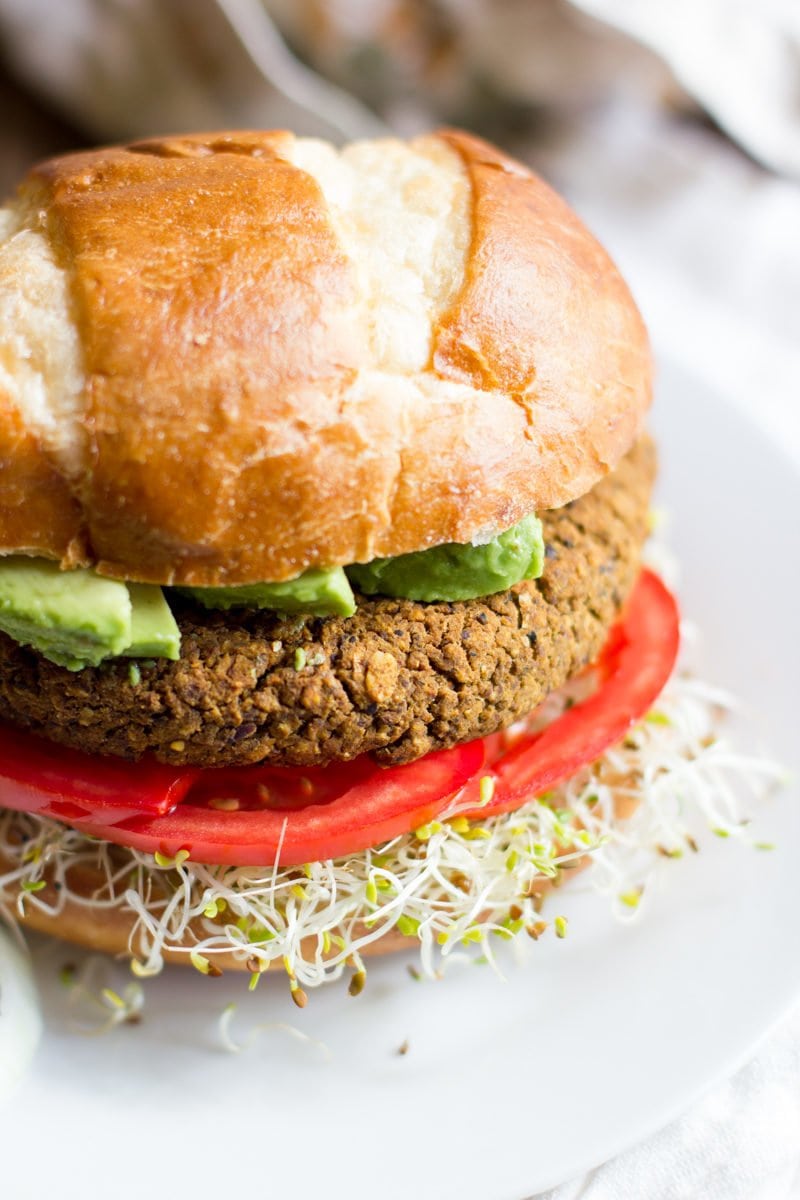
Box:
0;0;798;456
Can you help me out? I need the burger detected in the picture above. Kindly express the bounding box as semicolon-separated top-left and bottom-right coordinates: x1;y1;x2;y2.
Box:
0;129;681;999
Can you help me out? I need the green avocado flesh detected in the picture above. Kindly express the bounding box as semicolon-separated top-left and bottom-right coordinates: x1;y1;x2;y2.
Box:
0;516;542;668
0;558;179;670
346;513;545;602
179;567;357;618
124;584;181;660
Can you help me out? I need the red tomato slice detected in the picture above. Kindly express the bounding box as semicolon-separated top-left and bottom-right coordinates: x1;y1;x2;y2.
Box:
76;740;486;866
0;569;679;867
0;724;198;824
459;567;680;819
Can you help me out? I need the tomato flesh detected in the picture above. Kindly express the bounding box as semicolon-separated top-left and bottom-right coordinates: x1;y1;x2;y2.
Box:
461;567;680;820
83;740;486;867
0;569;679;866
0;724;198;823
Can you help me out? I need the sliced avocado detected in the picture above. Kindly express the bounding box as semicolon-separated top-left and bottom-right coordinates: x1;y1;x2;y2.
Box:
179;566;356;618
346;513;545;602
0;557;132;671
123;584;181;660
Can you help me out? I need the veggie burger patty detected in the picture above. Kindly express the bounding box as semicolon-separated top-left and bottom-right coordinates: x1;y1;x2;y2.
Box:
0;439;654;768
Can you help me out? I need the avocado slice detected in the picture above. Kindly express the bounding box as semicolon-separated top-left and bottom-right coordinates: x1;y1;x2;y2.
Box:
124;584;181;660
0;559;182;670
0;557;133;671
179;566;356;618
346;513;545;602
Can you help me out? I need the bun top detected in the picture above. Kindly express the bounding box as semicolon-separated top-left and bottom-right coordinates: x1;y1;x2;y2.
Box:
0;129;651;587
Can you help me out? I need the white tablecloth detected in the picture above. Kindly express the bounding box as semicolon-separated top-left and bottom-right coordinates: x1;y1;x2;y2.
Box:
536;1003;800;1199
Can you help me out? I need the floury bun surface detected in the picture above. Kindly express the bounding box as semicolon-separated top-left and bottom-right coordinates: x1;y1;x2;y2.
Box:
0;129;651;589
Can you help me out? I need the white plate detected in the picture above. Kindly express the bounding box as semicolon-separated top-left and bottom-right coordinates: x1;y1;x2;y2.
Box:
3;362;800;1200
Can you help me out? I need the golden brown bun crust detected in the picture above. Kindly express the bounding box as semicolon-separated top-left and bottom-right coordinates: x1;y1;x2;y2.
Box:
0;130;651;586
31;131;367;584
434;130;651;507
0;394;85;564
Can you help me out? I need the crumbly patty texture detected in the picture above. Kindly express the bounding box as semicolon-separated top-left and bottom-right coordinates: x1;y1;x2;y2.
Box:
0;440;655;767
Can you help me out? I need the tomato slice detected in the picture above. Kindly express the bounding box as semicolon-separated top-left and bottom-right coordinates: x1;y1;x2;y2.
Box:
461;567;680;820
76;740;486;866
0;569;679;866
0;724;198;824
